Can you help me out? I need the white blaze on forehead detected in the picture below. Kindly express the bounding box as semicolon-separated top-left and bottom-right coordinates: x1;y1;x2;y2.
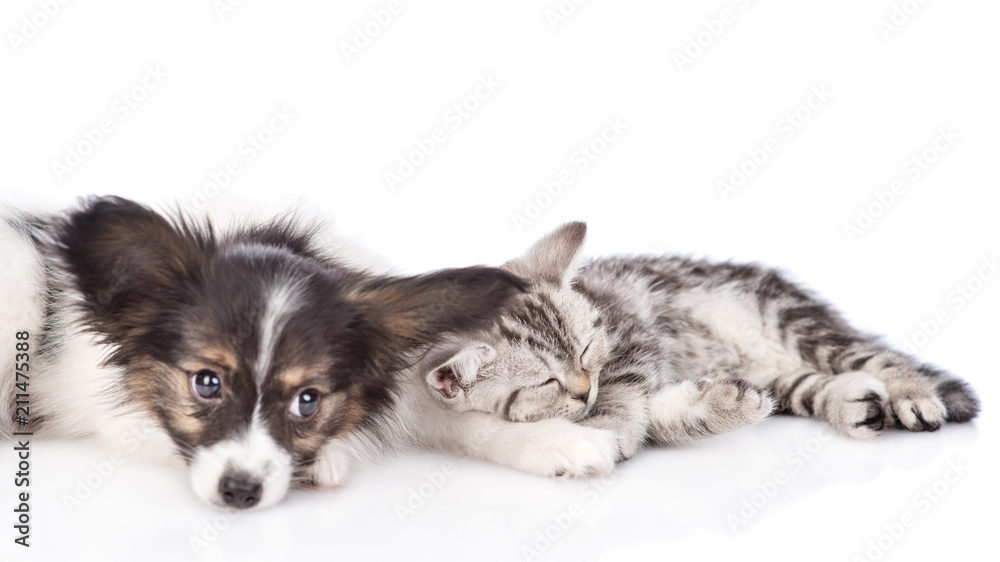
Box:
189;407;293;510
255;278;305;385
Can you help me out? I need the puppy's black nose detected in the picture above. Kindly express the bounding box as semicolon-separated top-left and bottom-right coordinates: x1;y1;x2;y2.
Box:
219;474;262;509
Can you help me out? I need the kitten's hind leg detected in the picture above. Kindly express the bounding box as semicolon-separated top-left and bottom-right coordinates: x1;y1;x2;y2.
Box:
769;368;889;439
831;347;978;431
760;282;979;431
645;378;775;446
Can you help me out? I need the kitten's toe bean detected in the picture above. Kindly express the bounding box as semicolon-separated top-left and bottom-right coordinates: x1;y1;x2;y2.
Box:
515;418;618;478
305;443;352;489
821;372;888;440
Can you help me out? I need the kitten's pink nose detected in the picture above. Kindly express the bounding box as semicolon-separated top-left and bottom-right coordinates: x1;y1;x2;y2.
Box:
568;374;591;402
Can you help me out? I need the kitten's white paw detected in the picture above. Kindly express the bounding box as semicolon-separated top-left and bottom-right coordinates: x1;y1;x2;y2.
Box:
700;378;775;425
508;418;618;478
821;372;888;440
886;380;946;432
305;441;352;489
648;379;773;442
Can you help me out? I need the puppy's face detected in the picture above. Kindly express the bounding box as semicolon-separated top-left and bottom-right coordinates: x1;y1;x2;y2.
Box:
57;197;524;509
136;249;373;510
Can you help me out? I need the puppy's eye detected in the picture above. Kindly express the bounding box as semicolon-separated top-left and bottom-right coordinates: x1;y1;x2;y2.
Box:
289;389;321;420
191;369;222;400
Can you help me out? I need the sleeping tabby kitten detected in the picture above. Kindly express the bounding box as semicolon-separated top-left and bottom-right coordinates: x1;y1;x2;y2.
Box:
387;222;979;478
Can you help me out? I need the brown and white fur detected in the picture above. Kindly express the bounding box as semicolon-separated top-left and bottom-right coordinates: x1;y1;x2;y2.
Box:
0;196;524;509
365;222;980;478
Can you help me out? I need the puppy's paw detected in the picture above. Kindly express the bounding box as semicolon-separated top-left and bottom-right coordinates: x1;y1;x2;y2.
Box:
510;418;618;478
821;371;888;440
301;441;352;489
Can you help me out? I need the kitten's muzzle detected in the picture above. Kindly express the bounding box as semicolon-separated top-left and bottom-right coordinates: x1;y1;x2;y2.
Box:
567;373;592;400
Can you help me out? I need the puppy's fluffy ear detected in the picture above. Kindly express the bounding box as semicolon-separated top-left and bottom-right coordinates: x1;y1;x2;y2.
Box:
55;196;211;331
503;221;586;287
352;266;526;348
424;342;496;401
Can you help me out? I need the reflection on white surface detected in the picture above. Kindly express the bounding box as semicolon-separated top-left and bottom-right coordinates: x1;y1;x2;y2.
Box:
3;414;989;562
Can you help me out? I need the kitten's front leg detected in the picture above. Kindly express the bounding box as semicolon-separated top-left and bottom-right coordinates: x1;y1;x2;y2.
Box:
645;378;775;445
576;380;651;461
425;410;619;477
577;371;770;457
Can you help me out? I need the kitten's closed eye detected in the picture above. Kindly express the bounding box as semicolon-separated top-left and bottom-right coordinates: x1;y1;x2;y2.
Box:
580;339;605;373
579;343;591;371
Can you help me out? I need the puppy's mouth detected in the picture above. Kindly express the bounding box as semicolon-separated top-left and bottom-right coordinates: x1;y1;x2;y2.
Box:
189;425;293;510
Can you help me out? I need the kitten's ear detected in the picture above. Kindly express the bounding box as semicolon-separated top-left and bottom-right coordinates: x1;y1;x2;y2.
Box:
353;267;525;349
503;221;587;287
55;196;211;330
425;343;496;400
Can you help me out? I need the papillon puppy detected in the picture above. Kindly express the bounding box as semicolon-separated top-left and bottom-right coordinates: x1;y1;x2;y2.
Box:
0;196;524;509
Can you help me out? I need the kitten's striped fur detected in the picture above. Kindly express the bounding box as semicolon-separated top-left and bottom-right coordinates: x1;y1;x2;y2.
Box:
403;222;979;476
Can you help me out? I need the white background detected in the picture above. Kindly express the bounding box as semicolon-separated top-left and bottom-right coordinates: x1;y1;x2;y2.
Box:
1;1;998;561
